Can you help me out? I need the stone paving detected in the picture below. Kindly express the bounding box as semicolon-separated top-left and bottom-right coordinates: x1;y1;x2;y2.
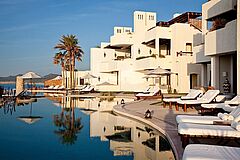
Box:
113;99;199;160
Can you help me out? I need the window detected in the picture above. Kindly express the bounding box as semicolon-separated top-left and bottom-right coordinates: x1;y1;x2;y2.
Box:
125;29;130;33
104;52;106;57
117;29;121;33
186;43;192;52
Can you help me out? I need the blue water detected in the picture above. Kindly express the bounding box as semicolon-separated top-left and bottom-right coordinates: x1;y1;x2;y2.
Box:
0;98;132;160
0;83;44;90
0;98;175;160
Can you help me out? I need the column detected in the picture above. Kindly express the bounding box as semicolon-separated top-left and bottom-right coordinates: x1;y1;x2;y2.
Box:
16;76;24;96
211;57;219;89
155;38;160;56
201;64;207;87
237;0;240;94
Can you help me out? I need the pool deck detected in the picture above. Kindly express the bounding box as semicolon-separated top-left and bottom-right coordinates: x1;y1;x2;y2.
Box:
113;99;199;160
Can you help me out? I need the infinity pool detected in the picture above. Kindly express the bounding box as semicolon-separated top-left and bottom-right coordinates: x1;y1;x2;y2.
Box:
0;97;175;160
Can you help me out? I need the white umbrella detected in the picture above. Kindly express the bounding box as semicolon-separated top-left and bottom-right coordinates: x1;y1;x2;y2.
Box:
82;73;97;84
146;66;173;75
96;81;115;86
82;73;97;79
21;71;41;79
21;71;41;92
146;66;173;91
52;76;62;80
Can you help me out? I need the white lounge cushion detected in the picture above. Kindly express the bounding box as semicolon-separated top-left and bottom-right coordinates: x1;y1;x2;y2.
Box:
163;98;180;103
182;144;240;160
226;95;240;105
178;122;240;137
217;113;234;121
181;89;203;100
201;103;225;109
136;86;159;97
176;115;220;124
177;90;220;105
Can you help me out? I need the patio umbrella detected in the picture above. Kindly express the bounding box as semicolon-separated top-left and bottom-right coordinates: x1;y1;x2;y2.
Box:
97;81;116;95
96;81;115;86
82;73;97;84
18;102;42;124
147;66;173;75
21;71;41;92
146;66;173;91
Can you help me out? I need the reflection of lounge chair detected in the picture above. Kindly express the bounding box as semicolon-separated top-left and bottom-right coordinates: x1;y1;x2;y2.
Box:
182;144;240;160
163;89;203;110
201;95;240;113
176;90;220;112
178;116;240;147
176;106;240;124
136;86;160;99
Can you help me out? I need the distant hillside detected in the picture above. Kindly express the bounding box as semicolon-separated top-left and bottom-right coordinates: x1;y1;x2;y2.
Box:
0;73;60;83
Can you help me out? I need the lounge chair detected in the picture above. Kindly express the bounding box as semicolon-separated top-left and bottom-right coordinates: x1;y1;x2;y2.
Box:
47;86;54;89
176;106;240;124
80;85;94;92
182;144;240;160
178;115;240;147
58;85;65;90
53;85;60;90
201;95;240;113
136;86;160;99
163;89;203;110
176;90;220;112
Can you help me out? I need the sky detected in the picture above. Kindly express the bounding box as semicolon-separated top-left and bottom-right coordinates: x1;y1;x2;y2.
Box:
0;0;206;77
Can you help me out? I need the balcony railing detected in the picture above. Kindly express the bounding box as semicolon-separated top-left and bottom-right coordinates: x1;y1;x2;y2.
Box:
176;51;193;57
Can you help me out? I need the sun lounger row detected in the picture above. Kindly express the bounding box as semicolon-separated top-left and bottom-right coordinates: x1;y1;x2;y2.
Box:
176;105;240;148
79;85;94;92
163;89;222;112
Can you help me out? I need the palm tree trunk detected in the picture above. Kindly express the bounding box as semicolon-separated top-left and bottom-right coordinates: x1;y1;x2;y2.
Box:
72;56;75;89
61;64;65;88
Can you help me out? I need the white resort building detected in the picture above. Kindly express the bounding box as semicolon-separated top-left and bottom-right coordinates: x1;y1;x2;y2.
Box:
193;0;240;95
89;11;202;93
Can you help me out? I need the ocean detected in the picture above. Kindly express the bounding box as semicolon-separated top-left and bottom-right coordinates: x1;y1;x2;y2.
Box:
0;83;44;89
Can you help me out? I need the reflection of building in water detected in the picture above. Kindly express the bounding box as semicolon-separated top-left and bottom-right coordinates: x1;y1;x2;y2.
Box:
90;111;175;160
60;96;134;112
50;96;174;159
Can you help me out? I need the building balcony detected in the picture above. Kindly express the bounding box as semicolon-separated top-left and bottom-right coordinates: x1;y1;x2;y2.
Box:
205;20;236;56
100;61;118;73
203;0;237;20
144;27;171;45
193;44;211;63
134;57;158;71
110;33;133;47
193;33;203;47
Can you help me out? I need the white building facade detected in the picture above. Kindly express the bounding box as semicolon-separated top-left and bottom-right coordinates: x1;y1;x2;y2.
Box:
193;0;239;95
90;11;202;93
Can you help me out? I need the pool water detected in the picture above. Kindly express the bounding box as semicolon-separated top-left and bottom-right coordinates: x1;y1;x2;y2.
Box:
0;97;175;160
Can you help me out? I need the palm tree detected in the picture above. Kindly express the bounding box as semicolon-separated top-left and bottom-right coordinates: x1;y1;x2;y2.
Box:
54;34;84;89
53;52;66;88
